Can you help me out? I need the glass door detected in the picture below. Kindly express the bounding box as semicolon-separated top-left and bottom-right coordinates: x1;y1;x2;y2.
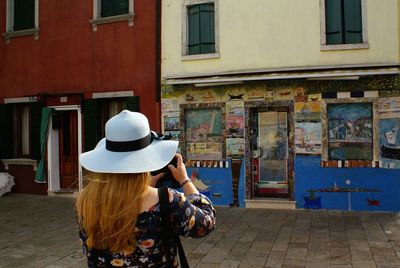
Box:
253;110;289;197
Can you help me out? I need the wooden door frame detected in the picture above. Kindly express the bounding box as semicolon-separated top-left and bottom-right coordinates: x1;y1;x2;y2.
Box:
47;105;83;193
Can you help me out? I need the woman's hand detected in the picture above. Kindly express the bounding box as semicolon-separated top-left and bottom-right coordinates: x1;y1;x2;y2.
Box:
168;154;189;184
168;154;199;195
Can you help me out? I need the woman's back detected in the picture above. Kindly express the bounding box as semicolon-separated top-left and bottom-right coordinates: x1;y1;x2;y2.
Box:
78;188;215;267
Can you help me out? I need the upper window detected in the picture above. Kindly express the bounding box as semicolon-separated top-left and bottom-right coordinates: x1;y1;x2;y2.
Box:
100;0;129;18
4;0;39;43
182;0;219;59
90;0;134;31
187;3;215;55
320;0;368;50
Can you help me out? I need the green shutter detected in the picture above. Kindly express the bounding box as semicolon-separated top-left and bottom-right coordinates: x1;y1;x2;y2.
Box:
101;0;129;17
83;99;101;152
325;0;343;45
126;96;140;112
188;5;201;55
344;0;363;44
200;4;215;54
0;104;13;159
30;102;43;160
13;0;35;31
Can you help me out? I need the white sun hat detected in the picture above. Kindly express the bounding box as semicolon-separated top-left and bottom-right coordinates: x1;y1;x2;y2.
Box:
80;110;179;173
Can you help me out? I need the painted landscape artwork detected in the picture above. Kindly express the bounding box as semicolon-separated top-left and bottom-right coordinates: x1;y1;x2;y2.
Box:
295;122;321;155
327;103;373;160
185;108;223;160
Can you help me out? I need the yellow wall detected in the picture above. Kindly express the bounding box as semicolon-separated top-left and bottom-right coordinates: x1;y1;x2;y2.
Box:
162;0;399;78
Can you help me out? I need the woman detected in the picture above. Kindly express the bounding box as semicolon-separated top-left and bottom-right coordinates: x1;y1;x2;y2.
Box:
76;110;216;267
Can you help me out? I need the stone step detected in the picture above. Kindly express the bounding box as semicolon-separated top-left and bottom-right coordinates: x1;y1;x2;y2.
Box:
48;190;79;198
245;198;296;210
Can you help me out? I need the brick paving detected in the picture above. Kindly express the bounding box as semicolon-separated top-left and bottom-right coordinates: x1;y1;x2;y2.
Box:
1;194;400;267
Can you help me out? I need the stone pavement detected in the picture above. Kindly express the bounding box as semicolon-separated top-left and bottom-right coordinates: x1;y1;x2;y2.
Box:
1;194;400;267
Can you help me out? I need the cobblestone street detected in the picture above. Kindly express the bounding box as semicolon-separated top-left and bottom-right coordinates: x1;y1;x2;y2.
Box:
1;194;400;267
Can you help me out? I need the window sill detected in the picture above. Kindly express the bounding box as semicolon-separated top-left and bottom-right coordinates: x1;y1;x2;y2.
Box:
1;158;38;171
89;13;134;31
321;43;369;51
3;28;39;44
181;52;220;61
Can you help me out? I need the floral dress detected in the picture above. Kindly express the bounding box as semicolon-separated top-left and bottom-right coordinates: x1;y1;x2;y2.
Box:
78;189;216;267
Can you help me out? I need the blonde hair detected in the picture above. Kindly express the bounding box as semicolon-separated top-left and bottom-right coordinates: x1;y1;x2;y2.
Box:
76;172;150;253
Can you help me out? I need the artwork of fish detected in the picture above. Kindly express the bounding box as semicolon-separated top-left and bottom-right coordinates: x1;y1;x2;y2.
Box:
228;94;244;100
185;93;194;102
367;198;381;207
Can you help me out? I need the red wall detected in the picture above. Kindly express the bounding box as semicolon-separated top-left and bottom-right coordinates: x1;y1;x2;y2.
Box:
0;0;160;129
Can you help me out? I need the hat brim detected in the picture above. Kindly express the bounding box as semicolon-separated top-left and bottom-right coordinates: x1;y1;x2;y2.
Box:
79;138;179;173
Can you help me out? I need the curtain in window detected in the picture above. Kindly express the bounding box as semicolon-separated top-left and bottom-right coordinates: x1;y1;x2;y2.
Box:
13;0;35;31
34;107;52;183
21;106;30;155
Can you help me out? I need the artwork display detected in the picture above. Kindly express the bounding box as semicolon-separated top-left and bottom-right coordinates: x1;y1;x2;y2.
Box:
295;122;321;155
164;116;180;131
226;138;245;156
185;108;223;160
327;103;373;160
295;101;321;121
226;101;244;137
379;98;400;168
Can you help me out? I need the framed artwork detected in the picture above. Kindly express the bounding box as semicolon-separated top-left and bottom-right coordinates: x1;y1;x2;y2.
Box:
184;107;224;160
327;103;373;160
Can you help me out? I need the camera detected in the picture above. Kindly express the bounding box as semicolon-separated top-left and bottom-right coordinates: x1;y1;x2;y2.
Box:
151;156;180;188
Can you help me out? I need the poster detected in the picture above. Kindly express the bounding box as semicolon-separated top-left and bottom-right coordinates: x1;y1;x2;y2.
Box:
164;116;180;131
295;101;321;121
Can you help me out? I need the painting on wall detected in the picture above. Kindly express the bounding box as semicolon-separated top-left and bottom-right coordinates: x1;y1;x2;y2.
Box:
226;115;244;137
164;116;180;131
295;122;321;155
295;101;321;121
327;103;373;160
185;108;223;160
378;97;400;168
226;138;245;156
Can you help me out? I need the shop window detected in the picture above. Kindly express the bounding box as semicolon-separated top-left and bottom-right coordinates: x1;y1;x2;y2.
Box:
327;103;373;160
4;0;39;43
90;0;134;31
320;0;368;50
184;107;224;160
12;104;31;157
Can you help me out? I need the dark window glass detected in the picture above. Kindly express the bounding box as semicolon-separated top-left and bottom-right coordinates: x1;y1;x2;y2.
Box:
188;3;215;55
325;0;362;45
13;0;35;31
101;0;129;18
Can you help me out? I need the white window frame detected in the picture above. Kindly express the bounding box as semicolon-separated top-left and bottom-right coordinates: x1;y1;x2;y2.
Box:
320;0;368;51
181;0;220;60
3;0;39;44
89;0;134;32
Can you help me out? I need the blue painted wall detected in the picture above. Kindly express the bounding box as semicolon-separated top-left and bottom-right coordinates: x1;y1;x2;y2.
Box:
186;159;246;207
295;156;400;211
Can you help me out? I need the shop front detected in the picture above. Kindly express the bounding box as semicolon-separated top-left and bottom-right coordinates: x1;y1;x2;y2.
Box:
162;71;400;211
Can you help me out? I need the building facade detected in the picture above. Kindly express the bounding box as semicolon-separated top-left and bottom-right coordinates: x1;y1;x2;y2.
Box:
162;0;400;210
0;0;161;195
